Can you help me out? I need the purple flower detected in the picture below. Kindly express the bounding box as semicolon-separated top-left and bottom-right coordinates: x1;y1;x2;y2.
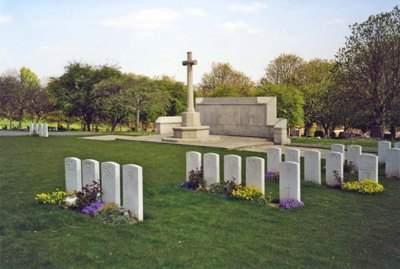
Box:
265;172;279;181
82;201;106;216
279;199;304;209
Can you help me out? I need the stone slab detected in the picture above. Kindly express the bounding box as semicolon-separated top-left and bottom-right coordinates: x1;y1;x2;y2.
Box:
204;153;220;186
246;157;265;194
325;152;343;186
123;164;143;221
358;154;378;182
304;150;321;185
279;161;300;201
65;157;82;192
101;162;121;205
224;154;241;184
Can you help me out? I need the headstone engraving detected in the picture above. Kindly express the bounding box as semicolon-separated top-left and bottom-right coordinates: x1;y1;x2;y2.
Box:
378;141;391;164
186;151;201;181
65;157;82;192
348;145;362;170
123;164;143;221
304;150;321;184
279;161;300;201
82;159;100;186
266;147;281;173
285;148;300;163
224;154;241;184
325;152;343;186
358;154;378;182
204;153;220;186
101;162;121;205
246;157;265;194
386;148;400;178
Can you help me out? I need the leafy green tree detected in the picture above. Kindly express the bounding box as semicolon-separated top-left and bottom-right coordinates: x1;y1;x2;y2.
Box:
94;77;132;132
256;83;304;129
335;6;400;137
121;74;168;131
199;63;255;97
263;54;304;86
152;76;187;116
47;62;121;131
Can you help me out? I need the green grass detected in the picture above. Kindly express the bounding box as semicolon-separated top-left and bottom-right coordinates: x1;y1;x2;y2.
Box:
0;136;399;268
291;137;397;148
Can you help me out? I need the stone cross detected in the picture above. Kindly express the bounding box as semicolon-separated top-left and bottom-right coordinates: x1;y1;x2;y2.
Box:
182;51;197;113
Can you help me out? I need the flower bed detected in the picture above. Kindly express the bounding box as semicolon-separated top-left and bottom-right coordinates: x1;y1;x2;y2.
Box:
341;179;384;194
36;181;136;224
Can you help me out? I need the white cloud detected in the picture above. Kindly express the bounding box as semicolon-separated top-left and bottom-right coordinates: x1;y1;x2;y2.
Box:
220;21;262;34
184;8;208;17
36;45;60;52
101;9;181;29
0;15;13;24
228;1;267;13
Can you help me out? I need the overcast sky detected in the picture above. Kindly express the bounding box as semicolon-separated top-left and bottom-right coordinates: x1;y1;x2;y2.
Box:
0;0;398;84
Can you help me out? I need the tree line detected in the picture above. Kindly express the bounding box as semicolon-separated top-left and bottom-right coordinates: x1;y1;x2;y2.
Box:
0;6;398;137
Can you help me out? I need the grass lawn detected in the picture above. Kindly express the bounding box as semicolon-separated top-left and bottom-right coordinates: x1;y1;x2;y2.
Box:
291;137;397;148
0;136;399;268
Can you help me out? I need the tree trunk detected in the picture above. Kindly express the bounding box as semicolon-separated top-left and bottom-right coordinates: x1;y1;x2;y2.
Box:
390;124;396;139
135;110;140;132
111;121;117;132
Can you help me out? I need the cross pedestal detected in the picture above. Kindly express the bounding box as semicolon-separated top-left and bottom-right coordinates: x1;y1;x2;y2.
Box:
163;52;216;143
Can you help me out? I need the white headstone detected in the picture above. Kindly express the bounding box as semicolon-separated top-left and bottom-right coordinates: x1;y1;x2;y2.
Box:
386;148;400;178
38;124;44;137
394;142;400;149
304;150;321;184
65;157;82;192
186;151;201;181
204;153;220;186
378;141;391;164
285;148;300;163
348;145;362;170
123;164;143;221
33;123;39;135
325;152;344;186
358;154;378;182
43;124;49;137
266;147;281;173
279;161;300;201
101;162;121;205
331;144;345;154
246;157;265;194
82;159;100;187
29;123;34;134
224;154;241;184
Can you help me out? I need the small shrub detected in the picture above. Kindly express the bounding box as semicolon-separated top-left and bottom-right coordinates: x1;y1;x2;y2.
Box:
341;180;384;194
344;161;356;174
95;202;133;224
279;199;304;209
74;181;102;211
314;130;324;138
35;189;75;207
265;172;279;181
231;185;270;205
180;168;205;190
209;179;239;198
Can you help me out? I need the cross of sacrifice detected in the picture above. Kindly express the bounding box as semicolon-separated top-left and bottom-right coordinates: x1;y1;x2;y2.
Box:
182;51;198;113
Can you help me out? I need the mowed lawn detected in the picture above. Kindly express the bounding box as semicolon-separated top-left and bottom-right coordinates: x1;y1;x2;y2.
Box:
0;136;399;269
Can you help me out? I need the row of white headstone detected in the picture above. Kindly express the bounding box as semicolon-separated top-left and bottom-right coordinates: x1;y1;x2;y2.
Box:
29;123;49;137
329;143;400;179
65;157;143;221
186;151;302;201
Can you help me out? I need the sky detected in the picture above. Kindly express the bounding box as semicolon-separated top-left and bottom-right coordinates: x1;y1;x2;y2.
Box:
0;0;398;84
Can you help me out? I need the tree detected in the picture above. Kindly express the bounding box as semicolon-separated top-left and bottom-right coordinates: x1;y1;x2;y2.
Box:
335;6;400;137
199;63;255;97
94;77;132;132
0;68;41;129
264;54;304;86
47;62;121;131
121;74;167;131
152;76;187;116
299;59;335;134
256;83;304;130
